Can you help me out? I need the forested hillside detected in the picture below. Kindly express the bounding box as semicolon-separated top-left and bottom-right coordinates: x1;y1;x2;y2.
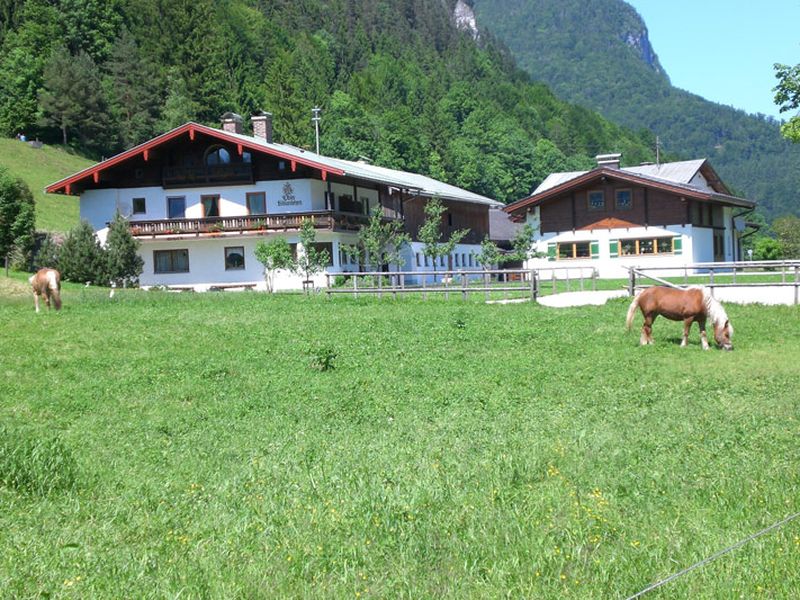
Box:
473;0;800;220
0;0;658;205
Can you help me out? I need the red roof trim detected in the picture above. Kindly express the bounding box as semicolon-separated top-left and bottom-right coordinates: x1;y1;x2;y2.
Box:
46;122;346;195
503;167;751;214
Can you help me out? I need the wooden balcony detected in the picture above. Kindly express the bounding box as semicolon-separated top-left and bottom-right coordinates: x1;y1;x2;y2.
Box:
162;164;253;187
127;211;381;238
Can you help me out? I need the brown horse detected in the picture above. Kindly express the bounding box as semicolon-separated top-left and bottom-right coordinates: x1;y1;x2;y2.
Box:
29;268;62;312
626;286;733;350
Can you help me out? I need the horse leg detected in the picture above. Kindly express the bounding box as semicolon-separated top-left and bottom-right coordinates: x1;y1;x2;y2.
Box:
698;317;710;350
43;291;51;310
33;291;40;313
641;314;655;345
681;318;692;347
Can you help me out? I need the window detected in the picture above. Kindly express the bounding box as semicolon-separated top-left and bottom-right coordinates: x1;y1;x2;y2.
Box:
247;192;266;215
440;256;446;267
462;253;467;268
205;145;231;166
468;254;474;267
615;189;632;210
425;255;429;267
167;196;186;219
620;237;675;256
132;197;146;214
338;194;362;214
588;190;605;211
557;241;591;260
224;246;245;270
201;195;220;217
447;213;453;226
242;151;252;164
154;249;189;273
416;253;421;267
455;254;460;267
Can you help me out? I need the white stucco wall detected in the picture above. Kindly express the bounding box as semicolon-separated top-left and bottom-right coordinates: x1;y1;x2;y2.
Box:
525;225;696;279
139;231;361;291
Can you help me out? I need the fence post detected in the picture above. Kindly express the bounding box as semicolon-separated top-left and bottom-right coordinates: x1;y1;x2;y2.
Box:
529;269;536;300
795;266;799;306
628;269;636;296
592;268;597;291
422;272;427;301
378;271;383;299
709;269;715;297
566;268;570;292
552;270;556;295
484;270;490;302
461;271;467;301
353;273;358;299
579;268;584;292
683;266;688;286
400;273;405;296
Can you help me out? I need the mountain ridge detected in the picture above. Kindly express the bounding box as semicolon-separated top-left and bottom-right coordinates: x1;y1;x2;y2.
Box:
473;0;799;220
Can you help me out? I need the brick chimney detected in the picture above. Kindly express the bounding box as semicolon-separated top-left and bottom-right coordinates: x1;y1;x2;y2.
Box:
595;153;622;169
221;112;243;134
251;111;273;143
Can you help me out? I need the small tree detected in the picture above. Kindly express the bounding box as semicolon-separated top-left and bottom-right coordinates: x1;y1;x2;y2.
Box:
346;206;410;271
475;235;503;270
294;218;330;292
254;237;294;293
508;223;537;264
33;233;61;271
772;215;800;259
105;212;143;286
58;221;106;284
0;166;36;270
418;196;469;281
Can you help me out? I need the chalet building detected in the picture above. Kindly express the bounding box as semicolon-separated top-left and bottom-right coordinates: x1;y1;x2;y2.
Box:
46;113;501;290
503;154;756;278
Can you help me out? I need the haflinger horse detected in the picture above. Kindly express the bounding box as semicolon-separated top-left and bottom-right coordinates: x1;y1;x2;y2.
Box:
29;268;62;313
626;285;733;350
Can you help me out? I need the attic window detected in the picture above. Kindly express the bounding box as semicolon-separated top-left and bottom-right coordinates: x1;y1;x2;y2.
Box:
588;190;605;211
205;145;231;166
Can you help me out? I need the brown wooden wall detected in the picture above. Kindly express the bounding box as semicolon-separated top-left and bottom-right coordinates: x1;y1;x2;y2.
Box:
539;180;712;233
403;197;488;244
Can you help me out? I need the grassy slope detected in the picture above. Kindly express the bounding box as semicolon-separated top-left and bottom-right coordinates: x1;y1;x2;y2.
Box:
0;286;799;598
0;138;93;232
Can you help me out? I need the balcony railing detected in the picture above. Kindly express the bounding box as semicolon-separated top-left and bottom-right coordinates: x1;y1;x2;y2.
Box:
162;164;254;187
127;211;378;238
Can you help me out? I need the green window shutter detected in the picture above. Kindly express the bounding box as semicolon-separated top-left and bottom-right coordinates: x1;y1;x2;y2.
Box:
590;241;600;259
673;236;683;255
609;240;619;258
547;242;556;261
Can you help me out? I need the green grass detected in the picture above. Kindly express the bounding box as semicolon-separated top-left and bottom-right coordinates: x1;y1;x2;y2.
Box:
0;138;92;232
1;279;799;598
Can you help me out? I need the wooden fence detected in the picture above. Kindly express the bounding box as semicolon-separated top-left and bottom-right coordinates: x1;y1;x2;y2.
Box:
628;260;800;305
324;266;598;301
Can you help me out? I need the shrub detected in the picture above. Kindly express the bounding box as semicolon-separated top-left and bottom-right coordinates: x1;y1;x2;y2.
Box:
308;343;337;372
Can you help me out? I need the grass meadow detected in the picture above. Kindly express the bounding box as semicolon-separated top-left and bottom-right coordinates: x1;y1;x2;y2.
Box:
0;138;89;232
1;278;799;598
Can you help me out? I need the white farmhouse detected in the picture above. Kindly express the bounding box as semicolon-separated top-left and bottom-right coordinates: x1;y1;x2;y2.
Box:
503;154;757;278
47;113;501;290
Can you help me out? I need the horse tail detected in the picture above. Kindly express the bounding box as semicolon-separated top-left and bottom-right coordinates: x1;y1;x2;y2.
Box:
47;269;62;310
625;294;640;331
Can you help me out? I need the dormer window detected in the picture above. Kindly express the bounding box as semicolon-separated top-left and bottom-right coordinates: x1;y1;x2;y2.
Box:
205;145;231;166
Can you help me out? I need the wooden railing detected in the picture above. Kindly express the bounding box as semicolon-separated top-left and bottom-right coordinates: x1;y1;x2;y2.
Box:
127;211;376;237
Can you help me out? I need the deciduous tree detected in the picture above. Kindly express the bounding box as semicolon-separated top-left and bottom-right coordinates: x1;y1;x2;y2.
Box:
254;237;294;293
418;196;469;281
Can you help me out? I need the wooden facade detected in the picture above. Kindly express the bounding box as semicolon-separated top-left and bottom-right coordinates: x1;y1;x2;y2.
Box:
402;197;489;244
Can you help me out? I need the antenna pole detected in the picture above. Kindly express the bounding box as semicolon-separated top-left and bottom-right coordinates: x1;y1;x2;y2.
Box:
312;107;321;154
656;135;661;168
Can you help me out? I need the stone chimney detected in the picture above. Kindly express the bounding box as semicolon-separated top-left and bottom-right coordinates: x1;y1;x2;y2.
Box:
251;111;273;143
595;153;622;169
221;112;243;135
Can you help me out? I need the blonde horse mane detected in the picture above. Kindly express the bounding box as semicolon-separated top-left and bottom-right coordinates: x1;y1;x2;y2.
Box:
696;286;732;336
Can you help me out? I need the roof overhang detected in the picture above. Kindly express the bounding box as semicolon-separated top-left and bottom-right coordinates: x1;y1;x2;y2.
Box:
504;167;755;214
45;122;347;196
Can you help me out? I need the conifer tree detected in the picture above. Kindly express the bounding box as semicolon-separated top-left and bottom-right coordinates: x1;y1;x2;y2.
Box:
105;213;143;286
58;221;106;284
0;166;35;269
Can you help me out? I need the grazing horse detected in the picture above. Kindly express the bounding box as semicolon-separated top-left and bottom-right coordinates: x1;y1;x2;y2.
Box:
626;286;733;350
29;268;62;313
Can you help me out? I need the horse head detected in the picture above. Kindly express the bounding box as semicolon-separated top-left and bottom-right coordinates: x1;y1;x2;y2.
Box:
714;319;733;351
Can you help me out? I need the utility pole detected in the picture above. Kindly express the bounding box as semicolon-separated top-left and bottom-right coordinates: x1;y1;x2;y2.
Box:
312;107;321;154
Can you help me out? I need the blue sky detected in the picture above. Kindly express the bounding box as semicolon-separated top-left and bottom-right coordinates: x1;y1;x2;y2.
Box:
626;0;800;119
